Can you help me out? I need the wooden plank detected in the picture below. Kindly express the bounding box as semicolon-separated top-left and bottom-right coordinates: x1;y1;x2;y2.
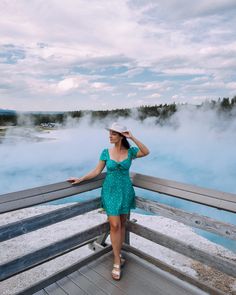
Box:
122;243;225;295
0;173;106;204
13;245;112;295
113;252;205;295
99;254;183;295
2;171;235;213
94;232;109;247
124;212;130;245
130;172;236;203
0;182;71;204
87;253;165;295
56;276;87;295
135;196;236;240
44;282;68;295
88;250;207;295
33;290;47;295
78;265;127;295
0;221;110;281
68;271;108;294
0;198;101;242
126;220;236;278
0;180;103;213
130;175;236;213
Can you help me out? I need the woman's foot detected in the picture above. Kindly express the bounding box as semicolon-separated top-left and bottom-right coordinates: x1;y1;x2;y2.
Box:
111;263;121;280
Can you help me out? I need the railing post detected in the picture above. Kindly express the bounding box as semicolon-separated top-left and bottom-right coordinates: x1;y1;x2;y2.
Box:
88;231;110;252
125;212;131;245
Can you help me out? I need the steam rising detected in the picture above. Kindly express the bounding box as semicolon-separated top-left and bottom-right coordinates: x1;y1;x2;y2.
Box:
1;106;236;195
1;105;236;250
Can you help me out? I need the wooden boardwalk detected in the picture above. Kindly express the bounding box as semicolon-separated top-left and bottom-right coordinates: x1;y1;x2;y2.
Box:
1;172;235;295
27;250;208;295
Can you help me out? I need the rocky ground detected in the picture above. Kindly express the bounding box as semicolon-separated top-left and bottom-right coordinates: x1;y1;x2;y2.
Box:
0;205;235;294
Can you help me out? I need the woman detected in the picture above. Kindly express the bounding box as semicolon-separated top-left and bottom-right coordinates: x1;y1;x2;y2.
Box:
67;122;150;280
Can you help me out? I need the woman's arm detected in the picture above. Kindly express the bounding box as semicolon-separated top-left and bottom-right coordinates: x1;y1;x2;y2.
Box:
122;131;150;157
130;135;150;157
67;161;105;185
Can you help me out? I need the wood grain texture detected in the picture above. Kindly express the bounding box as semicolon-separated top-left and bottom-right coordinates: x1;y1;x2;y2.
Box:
0;197;101;242
127;220;236;278
135;195;236;240
13;245;112;295
0;221;110;281
130;172;236;212
122;243;225;295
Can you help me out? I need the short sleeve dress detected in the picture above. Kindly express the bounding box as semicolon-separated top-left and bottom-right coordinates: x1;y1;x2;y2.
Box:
99;146;140;216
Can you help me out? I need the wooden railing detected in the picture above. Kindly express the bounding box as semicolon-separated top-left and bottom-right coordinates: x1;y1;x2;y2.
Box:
0;172;235;294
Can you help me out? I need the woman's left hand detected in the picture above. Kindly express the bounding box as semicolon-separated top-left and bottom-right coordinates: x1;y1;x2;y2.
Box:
122;131;133;139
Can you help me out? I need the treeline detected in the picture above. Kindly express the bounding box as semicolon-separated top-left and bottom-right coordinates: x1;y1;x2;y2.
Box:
199;96;236;110
0;96;235;126
0;113;18;126
0;112;66;126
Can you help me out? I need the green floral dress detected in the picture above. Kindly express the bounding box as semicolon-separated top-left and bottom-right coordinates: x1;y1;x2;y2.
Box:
99;146;140;216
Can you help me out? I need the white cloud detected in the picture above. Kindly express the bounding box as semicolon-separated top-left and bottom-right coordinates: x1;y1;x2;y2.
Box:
57;77;85;92
226;82;236;90
147;93;161;99
90;82;113;91
163;68;206;75
0;0;235;110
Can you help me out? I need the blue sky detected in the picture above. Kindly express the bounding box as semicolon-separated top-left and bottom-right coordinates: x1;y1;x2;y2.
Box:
0;0;236;111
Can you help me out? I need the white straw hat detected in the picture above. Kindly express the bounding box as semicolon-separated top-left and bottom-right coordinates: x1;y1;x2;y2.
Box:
105;122;129;133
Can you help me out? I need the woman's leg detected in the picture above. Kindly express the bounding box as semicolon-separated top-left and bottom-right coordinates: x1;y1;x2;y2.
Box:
108;215;122;265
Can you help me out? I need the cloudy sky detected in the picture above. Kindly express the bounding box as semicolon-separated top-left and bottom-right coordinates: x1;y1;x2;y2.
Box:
0;0;236;111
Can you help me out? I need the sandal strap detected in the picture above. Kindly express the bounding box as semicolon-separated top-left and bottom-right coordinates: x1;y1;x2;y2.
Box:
113;263;121;268
112;269;120;276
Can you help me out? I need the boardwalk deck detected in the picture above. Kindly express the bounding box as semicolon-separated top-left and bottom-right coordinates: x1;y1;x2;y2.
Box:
19;250;209;295
1;172;235;295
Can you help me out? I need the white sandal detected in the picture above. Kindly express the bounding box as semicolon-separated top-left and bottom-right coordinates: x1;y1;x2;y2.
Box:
111;263;121;280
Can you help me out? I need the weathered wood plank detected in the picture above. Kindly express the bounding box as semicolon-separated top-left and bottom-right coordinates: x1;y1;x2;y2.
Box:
78;265;127;295
130;172;236;203
44;282;68;295
135;196;236;240
125;212;131;245
0;174;106;204
0;182;70;204
122;243;225;295
0;198;101;242
0;180;103;213
68;271;107;294
0;221;110;281
130;173;236;212
126;220;236;278
56;276;88;295
89;250;208;295
2;171;235;213
88;253;168;295
91;233;109;249
13;245;112;295
32;290;47;295
116;253;205;295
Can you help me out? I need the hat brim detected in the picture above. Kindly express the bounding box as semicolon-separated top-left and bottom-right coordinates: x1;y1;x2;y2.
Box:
105;127;128;133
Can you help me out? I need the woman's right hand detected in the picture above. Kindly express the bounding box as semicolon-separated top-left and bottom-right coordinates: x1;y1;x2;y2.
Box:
66;177;84;185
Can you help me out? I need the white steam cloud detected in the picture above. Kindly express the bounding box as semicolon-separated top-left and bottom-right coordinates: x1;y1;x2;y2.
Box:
0;106;235;196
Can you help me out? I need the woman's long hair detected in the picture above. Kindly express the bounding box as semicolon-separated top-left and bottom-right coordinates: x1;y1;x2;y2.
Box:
120;134;130;149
